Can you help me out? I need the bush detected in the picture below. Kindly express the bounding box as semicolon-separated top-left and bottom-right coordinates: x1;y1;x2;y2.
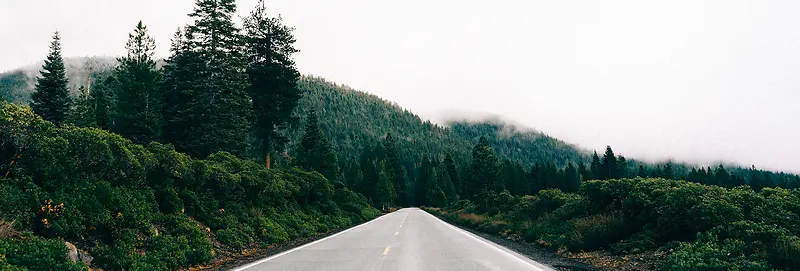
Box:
0;235;86;271
567;212;627;251
0;102;380;270
216;228;249;249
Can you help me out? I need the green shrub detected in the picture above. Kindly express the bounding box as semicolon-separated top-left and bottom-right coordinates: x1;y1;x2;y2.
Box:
216;228;249;249
663;234;771;271
0;102;379;270
567;212;627;251
0;235;86;271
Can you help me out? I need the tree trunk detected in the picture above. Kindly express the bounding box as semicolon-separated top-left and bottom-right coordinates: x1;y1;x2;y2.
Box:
265;153;271;169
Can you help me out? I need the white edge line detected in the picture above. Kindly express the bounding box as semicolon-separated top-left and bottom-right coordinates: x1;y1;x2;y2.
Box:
420;210;552;271
232;211;394;270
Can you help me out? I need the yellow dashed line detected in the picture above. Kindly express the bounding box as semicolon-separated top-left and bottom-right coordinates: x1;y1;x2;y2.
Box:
382;246;391;256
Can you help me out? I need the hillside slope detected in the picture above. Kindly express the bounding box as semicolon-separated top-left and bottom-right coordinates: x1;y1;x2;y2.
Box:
0;56;117;103
286;76;588;170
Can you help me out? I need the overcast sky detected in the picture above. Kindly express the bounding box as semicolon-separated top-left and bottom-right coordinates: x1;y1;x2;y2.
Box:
2;0;800;172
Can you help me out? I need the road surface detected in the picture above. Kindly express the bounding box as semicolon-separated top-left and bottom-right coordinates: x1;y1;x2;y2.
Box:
233;208;554;271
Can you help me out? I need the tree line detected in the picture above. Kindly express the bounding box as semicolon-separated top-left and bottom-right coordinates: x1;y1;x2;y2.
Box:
30;0;303;170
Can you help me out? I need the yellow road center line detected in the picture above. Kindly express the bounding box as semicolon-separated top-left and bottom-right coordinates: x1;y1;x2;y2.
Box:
395;231;399;236
382;246;391;256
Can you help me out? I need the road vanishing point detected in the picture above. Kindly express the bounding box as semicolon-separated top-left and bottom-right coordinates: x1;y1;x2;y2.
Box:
233;208;554;271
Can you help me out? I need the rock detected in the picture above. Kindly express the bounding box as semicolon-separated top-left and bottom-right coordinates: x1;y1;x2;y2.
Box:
65;241;93;266
65;241;78;262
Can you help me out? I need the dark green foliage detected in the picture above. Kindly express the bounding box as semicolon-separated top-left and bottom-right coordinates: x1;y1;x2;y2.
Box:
161;28;200;153
0;102;378;270
158;0;255;158
287;76;587;181
111;21;162;145
429;176;800;270
243;0;302;168
31;32;70;125
0;71;29;103
563;162;581;192
296;109;337;180
443;153;462;195
440;163;459;204
66;86;96;128
0;235;87;271
380;134;411;206
601;146;616;180
590;151;601;180
464;137;502;200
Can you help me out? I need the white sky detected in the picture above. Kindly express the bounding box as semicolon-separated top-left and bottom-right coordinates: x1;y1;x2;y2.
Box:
2;0;800;172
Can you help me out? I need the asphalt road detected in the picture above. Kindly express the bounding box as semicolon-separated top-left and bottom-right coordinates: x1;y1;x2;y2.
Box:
233;208;554;271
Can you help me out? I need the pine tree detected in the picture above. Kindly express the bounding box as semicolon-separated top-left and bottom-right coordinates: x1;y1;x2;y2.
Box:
31;31;70;125
357;145;379;202
713;165;728;186
67;86;96;127
439;163;458;204
464;137;501;200
243;0;302;168
564;162;580;192
186;0;252;157
296;109;337;180
601;146;617;180
579;163;591;182
381;134;409;206
590;151;601;180
616;155;627;178
162;28;201;152
424;160;447;207
443;153;461;196
414;157;433;206
112;21;162;144
374;160;397;210
529;163;545;193
91;77;114;130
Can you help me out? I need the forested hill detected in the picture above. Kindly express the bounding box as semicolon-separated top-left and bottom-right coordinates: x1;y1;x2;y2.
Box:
286;76;588;169
0;56;118;103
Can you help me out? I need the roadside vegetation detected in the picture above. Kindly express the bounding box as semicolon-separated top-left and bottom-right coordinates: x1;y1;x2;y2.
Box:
427;177;800;270
0;102;378;270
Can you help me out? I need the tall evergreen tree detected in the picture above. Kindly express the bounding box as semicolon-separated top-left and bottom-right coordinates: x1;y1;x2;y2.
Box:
296;109;337;180
714;165;729;186
186;0;252;157
563;162;581;192
413;157;433;206
616;155;627;178
601;146;617;180
424;160;447;207
374;160;397;210
590;151;601;180
162;28;201;152
381;134;409;206
464;137;501;200
439;163;458;204
443;153;461;196
91;77;114;130
112;21;162;144
243;0;302;168
31;31;70;125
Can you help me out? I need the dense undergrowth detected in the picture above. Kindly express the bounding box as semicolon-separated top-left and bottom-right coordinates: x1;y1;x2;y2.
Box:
427;177;800;271
0;102;379;270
